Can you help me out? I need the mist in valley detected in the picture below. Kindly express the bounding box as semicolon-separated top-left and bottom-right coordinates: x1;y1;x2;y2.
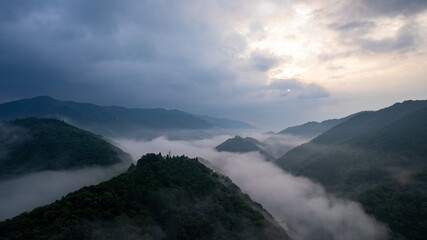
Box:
0;163;129;221
114;135;389;240
261;133;312;158
0;122;30;163
0;123;390;239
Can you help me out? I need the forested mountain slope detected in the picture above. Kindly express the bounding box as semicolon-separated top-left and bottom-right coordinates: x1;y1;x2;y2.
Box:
0;96;255;139
0;154;291;240
216;136;274;161
0;96;212;138
0;118;129;180
278;114;355;138
276;100;427;239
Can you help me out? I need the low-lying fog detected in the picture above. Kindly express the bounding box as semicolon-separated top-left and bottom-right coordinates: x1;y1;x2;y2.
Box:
0;163;128;221
1;131;389;240
114;135;389;240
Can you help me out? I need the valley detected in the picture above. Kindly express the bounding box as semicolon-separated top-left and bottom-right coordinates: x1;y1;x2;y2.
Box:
2;97;425;239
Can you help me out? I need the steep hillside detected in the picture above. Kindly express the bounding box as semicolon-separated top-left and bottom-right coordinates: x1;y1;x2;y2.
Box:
278;114;355;138
276;100;427;240
0;96;256;139
0;154;291;240
216;136;274;161
197;115;256;129
0;118;129;179
0;96;213;138
312;100;427;145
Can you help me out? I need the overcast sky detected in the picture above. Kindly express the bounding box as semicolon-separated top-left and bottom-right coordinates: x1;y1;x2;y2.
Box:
1;0;426;130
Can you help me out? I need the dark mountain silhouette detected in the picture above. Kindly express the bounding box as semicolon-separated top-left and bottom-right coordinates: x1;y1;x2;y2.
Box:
276;100;427;240
0;96;212;138
0;118;130;180
197;115;256;129
264;131;275;135
278;114;356;138
216;136;274;161
0;96;255;139
0;154;291;240
242;136;268;148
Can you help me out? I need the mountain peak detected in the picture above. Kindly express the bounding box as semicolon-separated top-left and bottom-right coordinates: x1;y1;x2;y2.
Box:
215;136;274;161
0;154;291;240
0;117;129;180
33;95;55;100
276;100;427;239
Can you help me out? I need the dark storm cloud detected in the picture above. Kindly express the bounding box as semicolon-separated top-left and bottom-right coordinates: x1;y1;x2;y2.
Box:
329;21;376;33
250;52;279;72
268;79;330;99
298;83;330;99
358;23;420;53
269;79;303;92
361;0;427;17
0;0;236;107
329;18;420;54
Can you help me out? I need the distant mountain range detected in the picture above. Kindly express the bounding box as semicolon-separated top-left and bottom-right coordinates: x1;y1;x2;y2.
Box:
278;114;356;138
215;136;274;161
3;95;426;239
198;115;256;129
215;134;313;160
0;118;130;180
276;100;427;240
0;96;255;139
0;154;291;240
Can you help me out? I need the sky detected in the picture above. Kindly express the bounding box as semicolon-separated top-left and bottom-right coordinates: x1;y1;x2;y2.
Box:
0;0;426;130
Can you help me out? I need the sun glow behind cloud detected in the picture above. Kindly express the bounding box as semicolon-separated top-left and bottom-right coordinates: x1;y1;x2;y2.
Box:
0;0;426;129
228;0;427;99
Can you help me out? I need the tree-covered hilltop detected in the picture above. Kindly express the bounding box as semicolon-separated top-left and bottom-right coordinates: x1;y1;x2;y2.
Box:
215;136;274;161
277;114;356;138
0;118;130;179
0;154;291;240
276;100;427;240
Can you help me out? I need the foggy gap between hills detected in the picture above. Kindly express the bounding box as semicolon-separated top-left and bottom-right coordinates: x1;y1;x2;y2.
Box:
0;163;129;221
114;135;389;240
0;133;389;240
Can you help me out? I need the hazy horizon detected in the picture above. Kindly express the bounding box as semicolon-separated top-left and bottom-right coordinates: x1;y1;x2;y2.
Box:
1;0;426;130
1;1;425;237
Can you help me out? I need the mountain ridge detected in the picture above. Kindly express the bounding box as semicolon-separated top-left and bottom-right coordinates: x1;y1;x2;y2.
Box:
278;113;357;138
215;136;274;161
0;118;130;180
0;96;254;139
0;154;292;240
276;99;427;239
197;115;256;129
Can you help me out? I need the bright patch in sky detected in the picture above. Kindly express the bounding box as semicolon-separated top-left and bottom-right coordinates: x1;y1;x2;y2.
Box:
232;1;427;97
0;0;426;129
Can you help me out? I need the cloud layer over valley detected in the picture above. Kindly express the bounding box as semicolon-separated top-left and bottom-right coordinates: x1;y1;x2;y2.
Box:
0;163;128;221
114;136;389;240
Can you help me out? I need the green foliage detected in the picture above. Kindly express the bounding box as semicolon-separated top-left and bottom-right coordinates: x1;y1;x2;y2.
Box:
0;154;290;240
216;136;262;153
413;169;427;183
215;136;274;161
0;118;127;179
358;181;427;240
277;101;427;240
